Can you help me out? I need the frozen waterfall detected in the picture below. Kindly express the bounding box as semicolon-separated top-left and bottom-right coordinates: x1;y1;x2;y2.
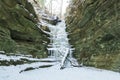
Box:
47;21;73;59
38;19;79;68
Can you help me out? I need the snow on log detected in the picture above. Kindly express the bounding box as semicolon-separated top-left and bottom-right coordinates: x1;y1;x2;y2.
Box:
60;48;69;69
0;51;5;54
37;24;51;35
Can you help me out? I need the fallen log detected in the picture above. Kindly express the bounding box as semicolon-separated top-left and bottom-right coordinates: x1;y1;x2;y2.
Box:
58;49;82;69
19;65;53;73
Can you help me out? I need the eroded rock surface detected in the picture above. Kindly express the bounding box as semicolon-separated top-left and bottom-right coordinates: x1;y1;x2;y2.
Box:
66;0;120;71
0;0;48;58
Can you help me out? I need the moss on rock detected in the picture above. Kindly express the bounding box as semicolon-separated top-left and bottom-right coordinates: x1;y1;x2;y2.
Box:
0;0;48;58
66;0;120;71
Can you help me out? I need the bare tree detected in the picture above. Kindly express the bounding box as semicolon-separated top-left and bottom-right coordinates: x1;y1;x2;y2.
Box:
50;0;53;15
60;0;63;18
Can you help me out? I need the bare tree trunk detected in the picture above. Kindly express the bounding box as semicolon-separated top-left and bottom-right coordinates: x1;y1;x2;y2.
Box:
60;0;63;18
50;0;53;15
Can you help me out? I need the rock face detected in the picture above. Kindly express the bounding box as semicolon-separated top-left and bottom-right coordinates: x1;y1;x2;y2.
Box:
66;0;120;71
0;0;48;58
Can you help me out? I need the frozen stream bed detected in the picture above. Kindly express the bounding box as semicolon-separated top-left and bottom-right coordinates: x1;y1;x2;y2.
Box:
0;55;120;80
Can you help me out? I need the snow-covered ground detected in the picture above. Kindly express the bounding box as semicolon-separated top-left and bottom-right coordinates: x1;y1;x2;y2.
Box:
0;61;120;80
0;54;56;62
